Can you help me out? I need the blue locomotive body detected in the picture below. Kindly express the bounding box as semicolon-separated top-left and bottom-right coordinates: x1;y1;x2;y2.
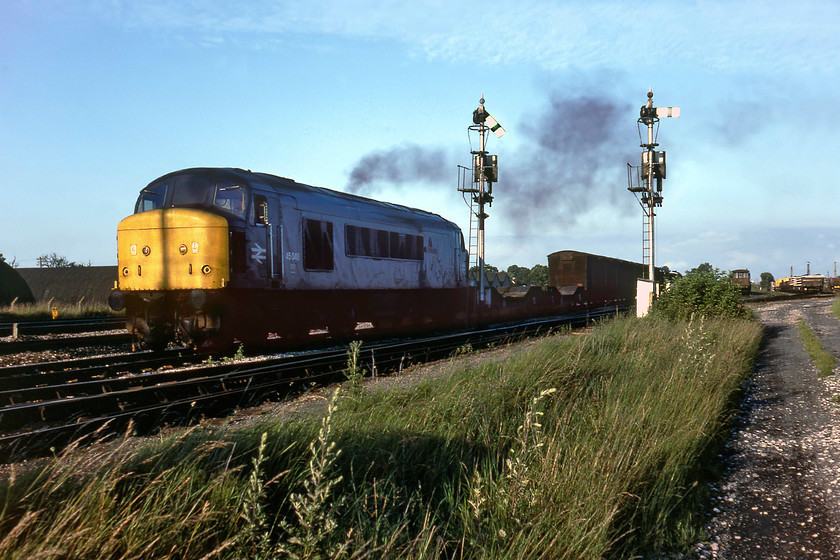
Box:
112;168;471;348
112;168;648;350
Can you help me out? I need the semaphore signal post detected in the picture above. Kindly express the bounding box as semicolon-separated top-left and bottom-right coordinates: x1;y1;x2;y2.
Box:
627;88;678;314
458;95;504;305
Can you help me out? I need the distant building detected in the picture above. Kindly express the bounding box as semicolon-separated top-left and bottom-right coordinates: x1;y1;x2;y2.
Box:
17;266;118;305
0;261;35;306
468;269;513;288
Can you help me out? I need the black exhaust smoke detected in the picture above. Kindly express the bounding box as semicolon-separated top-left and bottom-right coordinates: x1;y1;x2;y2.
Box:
346;143;454;196
503;94;635;233
344;92;636;233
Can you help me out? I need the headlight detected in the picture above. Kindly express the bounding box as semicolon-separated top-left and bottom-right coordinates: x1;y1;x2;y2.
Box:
108;290;125;311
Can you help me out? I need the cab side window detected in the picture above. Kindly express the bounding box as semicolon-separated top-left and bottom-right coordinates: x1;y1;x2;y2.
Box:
213;184;244;214
254;195;268;225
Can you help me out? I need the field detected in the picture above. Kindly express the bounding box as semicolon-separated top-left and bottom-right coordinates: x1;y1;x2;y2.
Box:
0;313;762;559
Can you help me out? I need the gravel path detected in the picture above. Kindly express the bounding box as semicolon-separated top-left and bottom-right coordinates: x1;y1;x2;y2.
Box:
697;298;840;559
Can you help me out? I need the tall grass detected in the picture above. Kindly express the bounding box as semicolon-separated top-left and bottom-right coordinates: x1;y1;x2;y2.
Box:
0;300;119;321
0;314;762;559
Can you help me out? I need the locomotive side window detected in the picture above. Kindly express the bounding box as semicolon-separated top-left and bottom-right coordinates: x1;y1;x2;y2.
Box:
345;225;389;258
135;182;168;213
376;229;389;257
389;232;424;261
345;225;422;261
213;184;244;215
303;218;334;271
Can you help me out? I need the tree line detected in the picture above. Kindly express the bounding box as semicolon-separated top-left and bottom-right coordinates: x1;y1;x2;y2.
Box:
0;253;90;268
470;263;549;286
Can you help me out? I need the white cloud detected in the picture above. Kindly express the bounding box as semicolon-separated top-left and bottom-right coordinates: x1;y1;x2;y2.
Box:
95;0;840;75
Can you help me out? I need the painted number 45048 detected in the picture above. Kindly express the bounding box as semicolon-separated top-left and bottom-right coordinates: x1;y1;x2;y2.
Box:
285;251;301;262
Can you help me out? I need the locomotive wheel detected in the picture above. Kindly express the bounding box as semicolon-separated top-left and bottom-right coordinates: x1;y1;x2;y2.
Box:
144;324;170;351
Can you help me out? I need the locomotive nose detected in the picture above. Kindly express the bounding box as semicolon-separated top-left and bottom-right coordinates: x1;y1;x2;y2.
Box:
115;208;230;291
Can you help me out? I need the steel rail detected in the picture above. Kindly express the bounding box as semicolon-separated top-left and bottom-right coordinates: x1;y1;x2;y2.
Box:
0;333;134;355
0;306;624;462
0;349;201;389
0;317;126;337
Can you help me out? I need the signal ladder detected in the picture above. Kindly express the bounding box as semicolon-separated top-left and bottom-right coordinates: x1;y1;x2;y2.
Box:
457;165;481;270
642;209;651;270
467;197;480;270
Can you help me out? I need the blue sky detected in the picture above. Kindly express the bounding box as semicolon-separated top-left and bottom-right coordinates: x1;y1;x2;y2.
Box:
1;0;838;280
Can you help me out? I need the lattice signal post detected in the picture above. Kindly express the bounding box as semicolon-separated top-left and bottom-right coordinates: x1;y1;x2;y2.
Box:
458;96;504;304
627;88;679;290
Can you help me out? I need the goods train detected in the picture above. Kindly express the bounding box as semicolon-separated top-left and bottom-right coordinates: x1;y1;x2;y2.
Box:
775;275;828;294
109;168;655;350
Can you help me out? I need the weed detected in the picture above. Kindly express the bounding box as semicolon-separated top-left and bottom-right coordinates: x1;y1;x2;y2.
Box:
236;432;273;558
454;343;473;356
343;340;364;393
277;387;348;559
797;319;836;377
220;344;246;363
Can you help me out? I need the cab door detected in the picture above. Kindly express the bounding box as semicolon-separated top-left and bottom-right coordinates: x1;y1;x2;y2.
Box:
254;194;282;286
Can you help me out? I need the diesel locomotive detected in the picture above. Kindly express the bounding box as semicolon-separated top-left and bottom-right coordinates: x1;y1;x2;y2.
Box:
110;168;472;349
109;168;652;350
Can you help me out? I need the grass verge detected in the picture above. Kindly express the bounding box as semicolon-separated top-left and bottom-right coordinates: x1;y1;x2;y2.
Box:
0;314;762;559
0;301;119;322
797;319;837;377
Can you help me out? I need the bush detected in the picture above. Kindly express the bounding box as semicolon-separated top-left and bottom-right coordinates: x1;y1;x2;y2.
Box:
652;267;752;321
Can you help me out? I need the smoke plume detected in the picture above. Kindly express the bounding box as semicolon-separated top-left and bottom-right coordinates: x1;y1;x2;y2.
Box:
346;143;455;196
343;92;637;235
502;94;635;233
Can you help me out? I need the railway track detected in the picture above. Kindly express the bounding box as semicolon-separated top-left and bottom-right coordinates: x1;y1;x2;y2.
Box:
0;316;125;337
0;307;622;462
0;316;132;355
0;332;135;355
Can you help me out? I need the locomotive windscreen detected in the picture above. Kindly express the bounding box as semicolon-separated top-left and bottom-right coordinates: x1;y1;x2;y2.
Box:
172;176;212;207
136;181;168;213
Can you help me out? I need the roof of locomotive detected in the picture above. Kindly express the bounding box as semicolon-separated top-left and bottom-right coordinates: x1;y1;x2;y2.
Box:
149;167;460;233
